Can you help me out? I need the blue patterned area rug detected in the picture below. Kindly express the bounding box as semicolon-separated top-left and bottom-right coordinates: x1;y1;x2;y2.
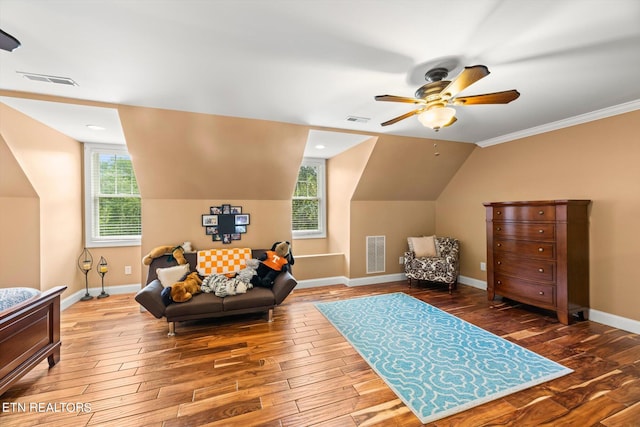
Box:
314;292;572;424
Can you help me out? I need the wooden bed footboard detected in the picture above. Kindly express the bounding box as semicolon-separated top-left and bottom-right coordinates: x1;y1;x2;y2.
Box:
0;285;67;396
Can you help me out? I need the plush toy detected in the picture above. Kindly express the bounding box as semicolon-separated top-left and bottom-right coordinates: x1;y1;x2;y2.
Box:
142;241;194;266
251;241;294;288
201;273;251;297
236;258;260;284
169;271;202;303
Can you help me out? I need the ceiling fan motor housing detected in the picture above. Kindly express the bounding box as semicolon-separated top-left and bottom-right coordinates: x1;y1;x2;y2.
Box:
424;67;449;82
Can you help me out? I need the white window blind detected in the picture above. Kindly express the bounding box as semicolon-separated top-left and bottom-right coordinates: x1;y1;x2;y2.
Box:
84;143;141;247
292;158;326;238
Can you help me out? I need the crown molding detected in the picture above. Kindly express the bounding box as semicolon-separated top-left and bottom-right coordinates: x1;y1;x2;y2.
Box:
476;99;640;148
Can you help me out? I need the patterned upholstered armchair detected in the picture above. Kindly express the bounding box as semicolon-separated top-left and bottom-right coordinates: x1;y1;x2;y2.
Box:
404;236;460;294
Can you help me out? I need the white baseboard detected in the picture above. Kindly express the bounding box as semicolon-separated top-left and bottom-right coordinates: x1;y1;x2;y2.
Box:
295;276;349;289
458;275;487;290
61;284;141;311
61;278;640;335
296;273;406;289
455;276;640;334
589;309;640;334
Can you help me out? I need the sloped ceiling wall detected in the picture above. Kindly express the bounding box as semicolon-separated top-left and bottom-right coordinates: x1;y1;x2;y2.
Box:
118;105;309;200
0;134;37;197
352;134;476;201
118;103;476;203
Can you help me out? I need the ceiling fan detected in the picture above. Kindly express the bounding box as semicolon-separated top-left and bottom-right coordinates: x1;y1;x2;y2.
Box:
375;65;520;131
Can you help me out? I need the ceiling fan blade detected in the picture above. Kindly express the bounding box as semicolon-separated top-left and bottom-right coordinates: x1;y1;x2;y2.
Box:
380;109;424;126
452;90;520;105
375;95;426;104
441;65;490;98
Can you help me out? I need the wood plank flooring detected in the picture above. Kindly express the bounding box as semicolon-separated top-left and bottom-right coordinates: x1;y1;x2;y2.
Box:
1;282;639;426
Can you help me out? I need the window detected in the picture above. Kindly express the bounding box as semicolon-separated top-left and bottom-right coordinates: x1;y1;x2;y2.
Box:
292;158;326;238
84;143;141;247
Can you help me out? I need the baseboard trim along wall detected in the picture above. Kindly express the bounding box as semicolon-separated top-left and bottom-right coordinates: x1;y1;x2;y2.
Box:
457;275;640;334
61;284;141;311
296;273;405;289
589;309;640;335
63;277;640;335
458;275;487;290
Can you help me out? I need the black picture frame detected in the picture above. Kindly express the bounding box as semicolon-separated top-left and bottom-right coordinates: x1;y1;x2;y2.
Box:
235;225;246;233
210;206;222;214
202;214;218;226
235;214;250;225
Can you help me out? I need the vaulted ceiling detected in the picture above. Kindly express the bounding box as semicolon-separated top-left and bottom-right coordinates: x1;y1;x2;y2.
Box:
1;0;639;148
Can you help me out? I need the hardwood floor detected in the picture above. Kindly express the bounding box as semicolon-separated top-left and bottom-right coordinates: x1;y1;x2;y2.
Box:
1;282;639;426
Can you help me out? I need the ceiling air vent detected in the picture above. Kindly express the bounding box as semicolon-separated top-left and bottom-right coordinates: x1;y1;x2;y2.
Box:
17;71;78;86
345;116;370;123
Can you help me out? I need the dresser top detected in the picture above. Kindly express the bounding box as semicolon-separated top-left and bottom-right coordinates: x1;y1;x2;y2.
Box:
483;200;591;207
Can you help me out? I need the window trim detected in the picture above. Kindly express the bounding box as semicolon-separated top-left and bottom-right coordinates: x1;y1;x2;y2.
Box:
84;143;141;248
292;157;326;239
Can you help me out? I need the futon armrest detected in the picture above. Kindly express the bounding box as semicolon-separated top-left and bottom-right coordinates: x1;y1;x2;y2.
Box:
272;271;297;305
135;280;166;319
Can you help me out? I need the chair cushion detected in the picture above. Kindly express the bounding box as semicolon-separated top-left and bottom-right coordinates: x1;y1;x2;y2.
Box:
410;236;437;257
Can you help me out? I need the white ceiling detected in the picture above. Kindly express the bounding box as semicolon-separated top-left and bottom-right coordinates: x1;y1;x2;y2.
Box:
0;0;639;150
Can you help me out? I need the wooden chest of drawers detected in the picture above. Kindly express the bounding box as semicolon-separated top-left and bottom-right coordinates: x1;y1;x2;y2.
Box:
484;200;590;324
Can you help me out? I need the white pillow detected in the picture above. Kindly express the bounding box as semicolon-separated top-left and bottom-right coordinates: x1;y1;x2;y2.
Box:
412;236;438;257
156;264;190;287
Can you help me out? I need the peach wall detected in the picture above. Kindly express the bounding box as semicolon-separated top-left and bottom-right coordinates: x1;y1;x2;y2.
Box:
350;200;437;278
0;197;39;288
436;110;640;321
0;104;83;295
0;134;40;288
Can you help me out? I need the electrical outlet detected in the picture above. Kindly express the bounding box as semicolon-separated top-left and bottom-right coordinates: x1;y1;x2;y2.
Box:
399;256;404;265
124;265;132;275
480;262;486;271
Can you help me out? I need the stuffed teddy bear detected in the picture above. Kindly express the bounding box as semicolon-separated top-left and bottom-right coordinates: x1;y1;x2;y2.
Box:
142;241;194;266
251;241;294;288
169;271;202;303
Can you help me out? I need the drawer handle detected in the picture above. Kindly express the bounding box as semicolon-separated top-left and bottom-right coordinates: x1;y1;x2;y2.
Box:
497;261;502;265
539;229;544;234
496;280;502;285
538;268;544;273
539;291;544;295
497;243;502;247
496;227;502;231
538;247;544;252
538;210;544;215
496;211;502;215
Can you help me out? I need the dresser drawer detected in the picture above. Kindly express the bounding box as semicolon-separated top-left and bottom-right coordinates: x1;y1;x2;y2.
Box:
494;275;555;307
493;205;556;221
494;240;556;259
494;223;556;241
494;256;555;282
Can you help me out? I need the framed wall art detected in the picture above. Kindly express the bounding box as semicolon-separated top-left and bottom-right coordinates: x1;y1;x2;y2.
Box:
201;204;250;243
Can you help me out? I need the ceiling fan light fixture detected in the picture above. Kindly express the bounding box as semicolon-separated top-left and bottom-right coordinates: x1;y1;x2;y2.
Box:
418;106;456;130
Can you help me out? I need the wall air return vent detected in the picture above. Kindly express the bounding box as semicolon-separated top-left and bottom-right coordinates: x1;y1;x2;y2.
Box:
18;71;78;86
366;235;385;274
